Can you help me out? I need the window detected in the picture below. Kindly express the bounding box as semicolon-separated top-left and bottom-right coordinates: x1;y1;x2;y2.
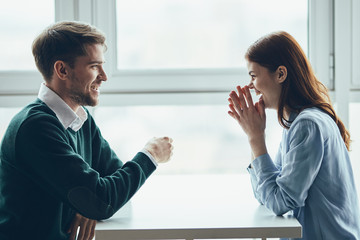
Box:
92;0;308;175
0;108;22;140
0;0;358;205
349;103;360;200
0;0;55;71
352;0;360;90
116;0;308;70
98;0;310;102
94;105;282;175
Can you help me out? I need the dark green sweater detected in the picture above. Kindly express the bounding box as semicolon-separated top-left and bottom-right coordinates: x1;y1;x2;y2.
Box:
0;99;156;240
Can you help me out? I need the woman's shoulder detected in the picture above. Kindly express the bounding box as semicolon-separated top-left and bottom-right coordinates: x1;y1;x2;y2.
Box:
290;107;337;133
297;107;332;121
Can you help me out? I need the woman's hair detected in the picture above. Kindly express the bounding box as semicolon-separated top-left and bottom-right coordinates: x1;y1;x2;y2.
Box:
245;31;351;150
32;21;106;81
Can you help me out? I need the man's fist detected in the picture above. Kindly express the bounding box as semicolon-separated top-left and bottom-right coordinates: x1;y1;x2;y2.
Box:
144;137;173;164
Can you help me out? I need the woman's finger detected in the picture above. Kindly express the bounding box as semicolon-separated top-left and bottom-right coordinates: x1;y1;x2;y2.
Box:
243;86;254;109
229;91;243;116
236;86;248;113
258;97;266;120
228;104;240;121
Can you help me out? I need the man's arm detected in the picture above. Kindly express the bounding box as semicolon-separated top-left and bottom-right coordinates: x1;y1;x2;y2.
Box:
16;113;173;220
87;115;172;176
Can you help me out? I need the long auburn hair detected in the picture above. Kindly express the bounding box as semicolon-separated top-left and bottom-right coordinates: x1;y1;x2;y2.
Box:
245;31;350;151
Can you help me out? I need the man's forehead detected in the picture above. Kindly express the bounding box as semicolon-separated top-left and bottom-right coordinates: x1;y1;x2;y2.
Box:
76;44;105;63
85;44;105;56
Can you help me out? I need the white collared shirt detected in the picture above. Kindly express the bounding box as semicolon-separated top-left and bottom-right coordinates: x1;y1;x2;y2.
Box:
37;83;158;166
37;83;87;132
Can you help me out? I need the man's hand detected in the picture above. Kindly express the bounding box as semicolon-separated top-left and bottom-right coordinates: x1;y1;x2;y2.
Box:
68;213;96;240
144;136;174;163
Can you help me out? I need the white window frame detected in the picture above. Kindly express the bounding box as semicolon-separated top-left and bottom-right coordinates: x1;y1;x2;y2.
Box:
0;0;344;114
333;0;360;127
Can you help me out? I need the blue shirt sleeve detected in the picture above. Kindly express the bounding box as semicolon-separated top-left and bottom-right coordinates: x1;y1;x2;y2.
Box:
248;119;324;216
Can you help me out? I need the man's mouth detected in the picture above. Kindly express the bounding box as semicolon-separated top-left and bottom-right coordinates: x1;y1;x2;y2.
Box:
91;85;100;93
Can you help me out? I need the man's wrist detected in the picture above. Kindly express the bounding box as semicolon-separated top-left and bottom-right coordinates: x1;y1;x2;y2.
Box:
141;148;158;166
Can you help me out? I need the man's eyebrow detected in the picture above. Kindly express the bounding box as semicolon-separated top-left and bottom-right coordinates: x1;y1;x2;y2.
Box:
88;60;106;65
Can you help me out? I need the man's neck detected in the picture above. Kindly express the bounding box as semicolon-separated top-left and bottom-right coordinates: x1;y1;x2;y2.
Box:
45;81;80;113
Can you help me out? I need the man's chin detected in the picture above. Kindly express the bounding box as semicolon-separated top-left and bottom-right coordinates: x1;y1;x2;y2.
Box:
87;99;99;107
81;96;99;107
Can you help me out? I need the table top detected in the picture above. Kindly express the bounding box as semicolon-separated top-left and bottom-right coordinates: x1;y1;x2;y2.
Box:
95;174;302;239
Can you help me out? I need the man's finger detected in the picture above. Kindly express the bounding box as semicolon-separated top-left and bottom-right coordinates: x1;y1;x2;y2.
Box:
68;225;78;240
89;220;96;240
68;216;80;240
76;218;88;240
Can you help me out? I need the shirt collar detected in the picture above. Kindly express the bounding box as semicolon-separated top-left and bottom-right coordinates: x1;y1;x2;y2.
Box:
37;83;88;132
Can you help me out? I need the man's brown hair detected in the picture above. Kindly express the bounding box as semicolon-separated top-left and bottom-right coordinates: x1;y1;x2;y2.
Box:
32;21;106;81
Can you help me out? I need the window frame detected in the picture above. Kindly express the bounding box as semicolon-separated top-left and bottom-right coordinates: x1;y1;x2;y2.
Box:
0;0;342;112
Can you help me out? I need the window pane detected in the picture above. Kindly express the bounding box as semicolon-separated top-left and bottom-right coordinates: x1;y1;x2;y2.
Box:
0;108;21;140
116;0;308;69
349;103;360;201
93;105;282;175
0;0;55;71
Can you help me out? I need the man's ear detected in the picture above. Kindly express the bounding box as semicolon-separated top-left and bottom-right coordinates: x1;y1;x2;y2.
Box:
277;65;287;83
53;61;69;80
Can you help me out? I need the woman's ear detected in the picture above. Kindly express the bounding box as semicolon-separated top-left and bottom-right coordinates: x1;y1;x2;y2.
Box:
53;60;69;80
277;65;287;83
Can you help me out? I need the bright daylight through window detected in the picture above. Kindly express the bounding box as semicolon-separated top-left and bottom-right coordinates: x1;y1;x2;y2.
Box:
0;0;54;71
116;0;308;70
92;0;309;175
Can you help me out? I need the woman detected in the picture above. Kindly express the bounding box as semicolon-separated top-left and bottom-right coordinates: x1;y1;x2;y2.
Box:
228;31;360;240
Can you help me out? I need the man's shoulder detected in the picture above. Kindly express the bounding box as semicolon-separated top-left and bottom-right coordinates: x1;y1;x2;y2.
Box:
9;99;58;130
1;99;61;154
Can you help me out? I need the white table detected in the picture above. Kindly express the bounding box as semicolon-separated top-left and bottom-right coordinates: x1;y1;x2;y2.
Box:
95;174;302;240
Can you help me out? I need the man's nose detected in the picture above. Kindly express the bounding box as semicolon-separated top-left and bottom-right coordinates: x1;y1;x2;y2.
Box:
99;67;107;81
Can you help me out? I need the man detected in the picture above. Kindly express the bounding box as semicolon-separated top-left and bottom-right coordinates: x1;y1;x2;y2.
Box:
0;21;173;240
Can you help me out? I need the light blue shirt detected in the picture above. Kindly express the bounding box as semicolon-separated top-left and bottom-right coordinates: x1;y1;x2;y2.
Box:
248;107;360;240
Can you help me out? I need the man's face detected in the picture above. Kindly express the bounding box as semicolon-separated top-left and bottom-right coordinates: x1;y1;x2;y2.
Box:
67;44;107;107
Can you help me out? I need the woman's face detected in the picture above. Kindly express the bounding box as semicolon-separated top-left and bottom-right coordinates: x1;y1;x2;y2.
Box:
246;61;283;110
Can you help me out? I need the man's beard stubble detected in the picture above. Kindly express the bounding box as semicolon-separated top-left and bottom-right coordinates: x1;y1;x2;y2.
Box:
68;77;98;107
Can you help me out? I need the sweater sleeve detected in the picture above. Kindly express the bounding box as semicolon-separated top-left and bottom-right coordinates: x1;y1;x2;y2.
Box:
88;115;125;177
16;113;156;220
